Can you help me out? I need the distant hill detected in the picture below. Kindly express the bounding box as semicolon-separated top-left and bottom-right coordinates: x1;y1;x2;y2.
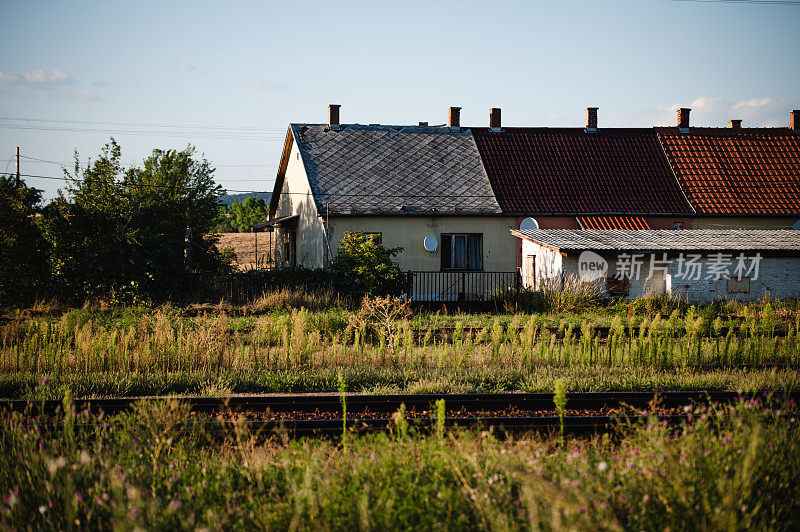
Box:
219;192;272;207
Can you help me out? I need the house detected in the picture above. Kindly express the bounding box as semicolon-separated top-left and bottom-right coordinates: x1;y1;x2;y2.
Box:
265;106;517;288
265;105;800;300
512;229;800;302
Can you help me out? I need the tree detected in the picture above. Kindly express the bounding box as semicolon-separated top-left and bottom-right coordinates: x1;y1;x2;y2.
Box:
228;197;269;232
40;139;228;303
0;175;48;307
329;232;408;296
213;204;234;233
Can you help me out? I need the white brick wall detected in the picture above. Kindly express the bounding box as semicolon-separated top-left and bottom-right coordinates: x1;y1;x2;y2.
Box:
669;256;800;303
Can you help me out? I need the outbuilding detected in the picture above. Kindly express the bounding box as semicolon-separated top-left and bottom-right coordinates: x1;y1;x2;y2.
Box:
511;229;800;302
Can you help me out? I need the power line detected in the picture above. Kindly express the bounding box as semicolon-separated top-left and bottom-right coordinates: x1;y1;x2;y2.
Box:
1;171;271;194
0;123;285;141
1;171;506;197
6;170;797;198
0;116;284;132
19;155;278;168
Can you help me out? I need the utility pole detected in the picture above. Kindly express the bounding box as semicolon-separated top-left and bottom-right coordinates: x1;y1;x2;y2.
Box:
15;147;20;187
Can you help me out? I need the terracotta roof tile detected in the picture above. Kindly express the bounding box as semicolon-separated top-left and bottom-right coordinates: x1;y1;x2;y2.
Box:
472;128;694;215
577;216;651;230
657;127;800;215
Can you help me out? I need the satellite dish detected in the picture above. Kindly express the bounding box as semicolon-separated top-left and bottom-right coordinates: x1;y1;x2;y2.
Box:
519;217;539;231
793;220;800;230
424;234;438;252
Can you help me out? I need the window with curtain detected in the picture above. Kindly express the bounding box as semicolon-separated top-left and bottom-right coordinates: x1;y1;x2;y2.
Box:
440;234;483;270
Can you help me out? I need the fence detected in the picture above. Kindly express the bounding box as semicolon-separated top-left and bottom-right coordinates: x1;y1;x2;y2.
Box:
408;271;521;302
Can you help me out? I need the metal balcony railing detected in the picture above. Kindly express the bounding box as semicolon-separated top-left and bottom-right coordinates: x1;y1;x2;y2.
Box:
408;271;521;302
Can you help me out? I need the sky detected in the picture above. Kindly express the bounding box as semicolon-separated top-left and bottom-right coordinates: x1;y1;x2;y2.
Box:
1;0;799;200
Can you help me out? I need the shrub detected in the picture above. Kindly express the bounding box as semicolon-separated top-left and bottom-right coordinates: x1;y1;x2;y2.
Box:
329;232;409;297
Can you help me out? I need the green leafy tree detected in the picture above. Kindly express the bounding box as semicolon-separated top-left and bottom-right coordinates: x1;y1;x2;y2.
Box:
0;175;48;307
330;232;408;296
40;139;228;303
213;204;234;233
40;140;129;301
228;197;269;232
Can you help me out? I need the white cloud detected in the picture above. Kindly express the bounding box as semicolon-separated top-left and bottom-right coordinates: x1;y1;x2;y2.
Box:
605;96;799;128
0;67;97;100
19;68;73;84
175;60;198;71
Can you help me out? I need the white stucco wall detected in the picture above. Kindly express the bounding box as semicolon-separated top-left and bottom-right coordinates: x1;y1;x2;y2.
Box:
327;216;519;272
273;141;327;267
520;239;563;288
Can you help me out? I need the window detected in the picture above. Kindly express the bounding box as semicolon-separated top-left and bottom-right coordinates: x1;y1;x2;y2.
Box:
441;233;483;270
727;276;750;294
673;222;684;230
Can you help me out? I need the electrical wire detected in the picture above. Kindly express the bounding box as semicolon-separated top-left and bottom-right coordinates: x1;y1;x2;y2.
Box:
18;155;277;168
0;123;284;141
0;171;505;197
1;116;284;132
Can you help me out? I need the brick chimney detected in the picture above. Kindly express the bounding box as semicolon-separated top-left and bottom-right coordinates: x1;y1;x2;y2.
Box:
791;110;800;131
489;108;501;131
585;107;598;132
729;119;742;129
328;104;341;130
448;106;461;129
677;108;691;132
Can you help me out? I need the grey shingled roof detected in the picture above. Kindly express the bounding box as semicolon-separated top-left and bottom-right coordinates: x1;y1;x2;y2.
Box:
512;229;800;253
291;124;501;215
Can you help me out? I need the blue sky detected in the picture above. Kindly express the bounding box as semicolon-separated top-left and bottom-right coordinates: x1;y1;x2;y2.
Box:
2;0;799;199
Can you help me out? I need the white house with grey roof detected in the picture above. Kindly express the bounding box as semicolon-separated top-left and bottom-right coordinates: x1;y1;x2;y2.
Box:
513;229;800;302
266;105;517;280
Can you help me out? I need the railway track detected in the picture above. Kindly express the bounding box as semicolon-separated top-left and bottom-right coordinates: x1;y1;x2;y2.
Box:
3;391;795;436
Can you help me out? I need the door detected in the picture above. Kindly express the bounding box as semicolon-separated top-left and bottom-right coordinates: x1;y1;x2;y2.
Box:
524;255;536;289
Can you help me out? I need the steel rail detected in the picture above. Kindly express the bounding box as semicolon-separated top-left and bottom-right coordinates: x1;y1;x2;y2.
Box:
4;391;796;416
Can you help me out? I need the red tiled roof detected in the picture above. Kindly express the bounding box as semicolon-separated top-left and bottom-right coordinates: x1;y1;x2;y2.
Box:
577;216;651;230
472;128;694;215
657;127;800;215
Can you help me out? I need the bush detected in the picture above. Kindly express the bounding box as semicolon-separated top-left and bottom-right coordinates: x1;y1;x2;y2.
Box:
330;232;409;297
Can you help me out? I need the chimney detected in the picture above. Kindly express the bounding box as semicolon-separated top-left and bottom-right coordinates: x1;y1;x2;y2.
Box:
729;119;742;129
677;108;691;132
448;106;461;129
489;108;501;131
585;107;599;132
328;104;341;130
791;110;800;131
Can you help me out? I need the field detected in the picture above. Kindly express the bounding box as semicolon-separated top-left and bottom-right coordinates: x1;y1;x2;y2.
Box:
1;294;798;398
215;232;273;271
2;293;800;529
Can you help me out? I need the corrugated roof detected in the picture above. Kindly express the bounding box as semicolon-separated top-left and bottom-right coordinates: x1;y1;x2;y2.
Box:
473;128;694;215
291;124;501;215
577;216;651;230
657;127;800;215
512;229;800;252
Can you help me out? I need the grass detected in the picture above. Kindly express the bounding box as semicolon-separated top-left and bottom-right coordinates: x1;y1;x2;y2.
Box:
1;397;798;530
0;302;798;398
